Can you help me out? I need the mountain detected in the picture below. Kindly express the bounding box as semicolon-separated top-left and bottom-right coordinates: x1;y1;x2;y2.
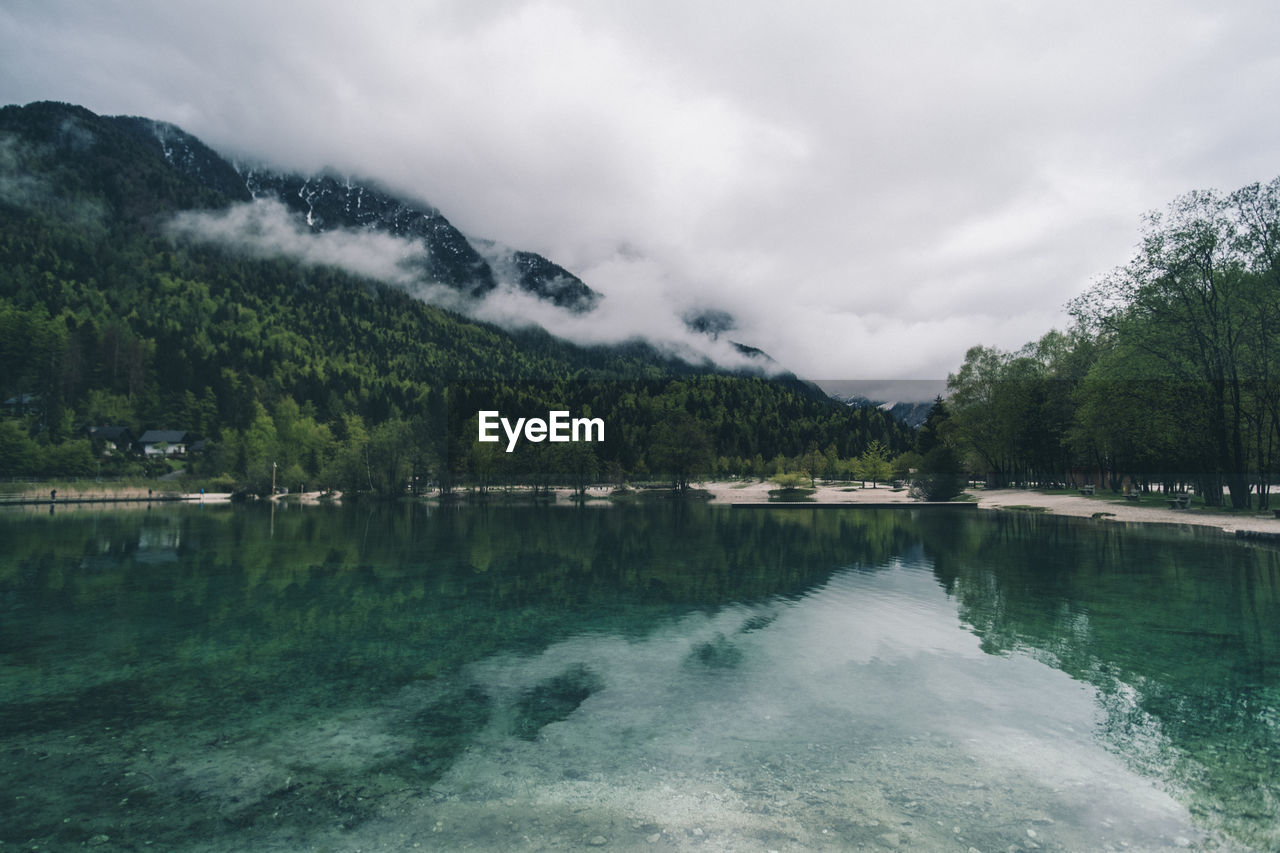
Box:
481;246;599;311
0;100;912;490
115;114;600;312
684;309;736;339
681;308;781;370
240;169;499;297
878;400;933;428
829;393;933;429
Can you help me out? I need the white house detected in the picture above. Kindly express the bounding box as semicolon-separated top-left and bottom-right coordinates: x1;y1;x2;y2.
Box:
137;429;191;457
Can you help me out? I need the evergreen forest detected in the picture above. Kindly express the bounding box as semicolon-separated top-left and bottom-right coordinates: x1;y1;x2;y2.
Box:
0;101;911;495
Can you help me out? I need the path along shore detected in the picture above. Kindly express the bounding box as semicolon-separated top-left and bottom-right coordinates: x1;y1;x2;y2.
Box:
694;480;1280;537
971;487;1280;536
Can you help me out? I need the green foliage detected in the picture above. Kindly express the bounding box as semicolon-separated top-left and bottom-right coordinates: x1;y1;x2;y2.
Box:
770;471;810;490
853;439;893;487
908;402;968;501
891;450;921;482
910;445;968;501
367;418;413;497
0;420;39;477
945;176;1280;508
0;100;913;493
649;411;715;491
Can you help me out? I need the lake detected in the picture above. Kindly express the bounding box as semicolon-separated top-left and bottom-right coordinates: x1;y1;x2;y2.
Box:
1;502;1276;851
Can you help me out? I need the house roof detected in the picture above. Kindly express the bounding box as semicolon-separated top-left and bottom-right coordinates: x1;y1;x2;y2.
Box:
138;430;189;444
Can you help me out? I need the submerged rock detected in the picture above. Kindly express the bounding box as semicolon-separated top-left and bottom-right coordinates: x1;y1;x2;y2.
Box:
686;633;743;669
738;613;777;633
511;665;603;740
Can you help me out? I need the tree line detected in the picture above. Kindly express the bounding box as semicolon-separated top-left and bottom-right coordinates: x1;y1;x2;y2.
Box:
0;180;912;495
945;177;1280;508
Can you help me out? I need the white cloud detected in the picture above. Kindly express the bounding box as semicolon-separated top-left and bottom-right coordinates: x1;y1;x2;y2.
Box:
168;199;770;372
4;0;1280;388
168;199;459;305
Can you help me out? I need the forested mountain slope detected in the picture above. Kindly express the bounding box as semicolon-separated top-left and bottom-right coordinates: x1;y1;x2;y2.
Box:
0;101;909;491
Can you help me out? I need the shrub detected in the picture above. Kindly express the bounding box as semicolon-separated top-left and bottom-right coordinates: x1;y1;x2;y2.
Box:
910;445;967;501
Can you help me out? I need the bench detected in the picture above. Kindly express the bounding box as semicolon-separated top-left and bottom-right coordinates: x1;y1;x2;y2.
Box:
1124;493;1140;501
1167;494;1191;509
1078;485;1095;496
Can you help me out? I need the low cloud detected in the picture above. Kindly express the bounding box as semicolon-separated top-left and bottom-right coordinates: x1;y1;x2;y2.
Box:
169;198;488;324
0;132;106;228
168;199;451;296
468;246;772;372
168;199;772;374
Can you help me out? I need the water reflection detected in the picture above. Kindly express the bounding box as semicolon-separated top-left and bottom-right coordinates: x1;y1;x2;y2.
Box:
929;511;1280;850
0;504;1275;850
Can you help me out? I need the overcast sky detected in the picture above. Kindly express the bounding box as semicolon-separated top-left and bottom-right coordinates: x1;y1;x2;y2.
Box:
3;0;1279;387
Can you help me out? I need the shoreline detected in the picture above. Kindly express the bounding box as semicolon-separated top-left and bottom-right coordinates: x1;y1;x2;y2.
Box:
973;487;1280;537
5;480;1279;539
701;481;1280;538
555;480;1280;538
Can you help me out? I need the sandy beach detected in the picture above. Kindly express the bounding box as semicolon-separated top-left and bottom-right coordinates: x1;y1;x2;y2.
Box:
697;478;914;505
972;487;1280;535
691;479;1280;537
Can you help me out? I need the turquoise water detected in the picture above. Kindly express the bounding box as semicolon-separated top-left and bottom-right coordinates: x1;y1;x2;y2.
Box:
1;502;1277;851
